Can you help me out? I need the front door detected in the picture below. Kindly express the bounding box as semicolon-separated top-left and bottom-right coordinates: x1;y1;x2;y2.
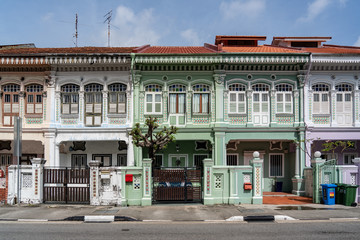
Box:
169;154;187;167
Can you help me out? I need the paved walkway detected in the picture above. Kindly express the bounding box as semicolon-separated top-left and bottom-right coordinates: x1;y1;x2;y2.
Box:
263;192;313;205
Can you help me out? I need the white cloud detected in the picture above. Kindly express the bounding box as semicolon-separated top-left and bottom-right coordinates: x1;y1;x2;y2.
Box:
354;36;360;46
42;12;54;22
104;5;160;47
220;0;266;20
181;29;202;46
298;0;348;22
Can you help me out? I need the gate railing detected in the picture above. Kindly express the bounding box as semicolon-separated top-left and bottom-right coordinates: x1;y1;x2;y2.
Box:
152;167;202;203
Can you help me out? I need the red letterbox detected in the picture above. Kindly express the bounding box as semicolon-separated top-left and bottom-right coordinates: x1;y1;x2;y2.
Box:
244;182;252;190
125;174;133;182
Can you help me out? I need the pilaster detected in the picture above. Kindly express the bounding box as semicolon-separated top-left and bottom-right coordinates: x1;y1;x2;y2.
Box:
30;158;46;204
141;158;152;206
250;151;263;204
311;151;325;203
203;158;214;205
89;160;100;205
214;132;226;166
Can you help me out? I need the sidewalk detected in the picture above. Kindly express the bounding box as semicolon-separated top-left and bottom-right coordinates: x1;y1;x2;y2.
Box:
0;203;359;222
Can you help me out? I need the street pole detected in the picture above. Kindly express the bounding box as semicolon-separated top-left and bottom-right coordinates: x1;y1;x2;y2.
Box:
14;117;22;204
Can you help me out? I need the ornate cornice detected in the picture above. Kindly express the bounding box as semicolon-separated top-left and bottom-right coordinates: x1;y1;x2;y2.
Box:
223;55;308;64
312;55;360;64
135;55;221;64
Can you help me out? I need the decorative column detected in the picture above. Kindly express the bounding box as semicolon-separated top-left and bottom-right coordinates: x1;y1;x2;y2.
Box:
127;136;135;167
89;160;101;205
246;90;253;127
293;90;300;125
203;158;214;205
30;158;46;204
186;91;193;125
45;74;55;124
214;132;226;166
250;151;263;204
354;89;360;127
79;91;84;125
43;131;56;166
311;151;325;203
213;72;225;124
141;158;152;206
330;89;337;126
292;131;305;196
133;73;141;123
162;90;168;125
55;91;61;124
297;74;305;126
270;89;277;127
19;91;25;120
102;90;108;124
54;143;60;167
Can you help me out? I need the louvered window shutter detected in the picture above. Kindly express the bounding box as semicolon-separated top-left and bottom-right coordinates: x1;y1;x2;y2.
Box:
27;104;34;114
63;104;70;114
35;104;42;113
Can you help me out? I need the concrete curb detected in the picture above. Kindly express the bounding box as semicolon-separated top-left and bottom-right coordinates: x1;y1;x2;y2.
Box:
84;216;114;223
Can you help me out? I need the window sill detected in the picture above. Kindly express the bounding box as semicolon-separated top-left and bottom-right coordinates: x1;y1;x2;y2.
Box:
228;113;247;117
192;113;210;117
61;114;79;119
312;114;331;117
108;113;127;118
25;114;43;118
144;114;163;117
275;113;294;117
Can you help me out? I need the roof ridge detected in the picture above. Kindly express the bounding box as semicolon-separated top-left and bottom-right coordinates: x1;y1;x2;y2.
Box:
323;44;360;50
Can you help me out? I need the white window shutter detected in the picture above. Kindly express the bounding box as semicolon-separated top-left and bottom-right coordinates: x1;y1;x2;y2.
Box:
321;101;329;114
12;104;19;113
62;104;70;114
4;104;11;113
109;103;117;113
118;103;126;113
86;104;93;113
94;116;101;125
35;104;42;113
94;103;102;114
86;116;93;125
4;116;11;125
71;104;78;114
27;104;34;114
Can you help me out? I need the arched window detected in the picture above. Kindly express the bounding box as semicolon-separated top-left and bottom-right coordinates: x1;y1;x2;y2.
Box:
108;83;127;114
25;84;43;114
85;83;103;126
169;84;186;114
145;84;162;114
61;84;79;114
252;84;270;125
228;83;246;114
2;84;20;126
312;84;329;114
193;84;210;114
335;84;353;125
275;84;293;113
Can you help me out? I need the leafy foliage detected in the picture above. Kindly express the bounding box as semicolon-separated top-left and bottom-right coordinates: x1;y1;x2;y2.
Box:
321;140;355;160
130;116;178;162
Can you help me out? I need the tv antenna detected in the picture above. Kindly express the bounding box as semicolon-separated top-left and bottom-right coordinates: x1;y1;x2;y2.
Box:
74;13;78;47
104;10;112;47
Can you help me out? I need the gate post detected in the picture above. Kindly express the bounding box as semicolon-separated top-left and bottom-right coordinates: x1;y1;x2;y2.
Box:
31;158;46;204
89;160;101;205
141;158;152;206
352;158;360;203
203;158;214;205
250;151;263;204
311;151;325;204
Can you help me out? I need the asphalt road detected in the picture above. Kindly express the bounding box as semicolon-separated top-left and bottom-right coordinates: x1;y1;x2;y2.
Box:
0;221;359;240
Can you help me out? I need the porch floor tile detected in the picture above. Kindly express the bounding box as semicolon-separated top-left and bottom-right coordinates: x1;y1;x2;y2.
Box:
263;192;313;205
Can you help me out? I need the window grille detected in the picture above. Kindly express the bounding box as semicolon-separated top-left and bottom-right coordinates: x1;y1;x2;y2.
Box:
228;83;246;92
275;84;293;92
252;84;269;92
269;154;283;177
226;154;238;166
193;84;210;92
26;84;43;92
312;84;329;92
3;84;20;92
108;83;127;92
145;84;162;92
335;84;353;92
133;176;141;190
61;84;79;93
215;174;222;189
85;83;103;92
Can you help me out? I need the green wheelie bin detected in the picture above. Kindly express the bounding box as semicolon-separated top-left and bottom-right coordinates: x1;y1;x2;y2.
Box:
334;183;345;204
342;184;359;206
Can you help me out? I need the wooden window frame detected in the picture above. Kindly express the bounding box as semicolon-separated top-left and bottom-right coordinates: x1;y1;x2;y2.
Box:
2;84;20;126
25;84;43;116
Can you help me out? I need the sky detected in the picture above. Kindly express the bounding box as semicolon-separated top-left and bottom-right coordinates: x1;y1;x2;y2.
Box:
0;0;359;48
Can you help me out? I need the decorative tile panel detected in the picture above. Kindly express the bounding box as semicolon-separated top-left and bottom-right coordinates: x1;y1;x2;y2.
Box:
192;116;210;124
206;167;211;195
350;173;356;185
43;100;47;121
61;119;78;125
229;116;247;125
26;118;43;124
313;116;330;124
243;174;251;183
276;116;294;125
35;169;38;195
133;175;141;190
108;118;126;125
145;168;150;195
255;167;261;197
211;92;215;122
92;171;97;197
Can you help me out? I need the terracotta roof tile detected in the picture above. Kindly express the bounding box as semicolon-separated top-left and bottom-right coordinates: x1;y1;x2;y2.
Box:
222;45;305;53
0;47;135;55
140;46;216;54
304;45;360;54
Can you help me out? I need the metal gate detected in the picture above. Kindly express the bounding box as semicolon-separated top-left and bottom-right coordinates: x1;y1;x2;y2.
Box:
313;159;337;203
152;168;202;203
43;168;90;204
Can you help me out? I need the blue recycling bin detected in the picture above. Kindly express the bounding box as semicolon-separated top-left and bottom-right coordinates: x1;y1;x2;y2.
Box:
321;184;337;205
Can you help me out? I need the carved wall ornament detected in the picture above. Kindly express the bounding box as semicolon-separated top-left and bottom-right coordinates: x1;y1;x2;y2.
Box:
0;140;11;150
270;141;282;150
195;141;208;150
118;141;128;151
70;141;86;151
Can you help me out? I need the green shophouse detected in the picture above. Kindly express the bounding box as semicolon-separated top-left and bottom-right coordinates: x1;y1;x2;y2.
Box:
131;36;309;205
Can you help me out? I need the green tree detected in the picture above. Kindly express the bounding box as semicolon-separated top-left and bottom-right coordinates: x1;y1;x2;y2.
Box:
321;140;354;160
130;116;178;163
